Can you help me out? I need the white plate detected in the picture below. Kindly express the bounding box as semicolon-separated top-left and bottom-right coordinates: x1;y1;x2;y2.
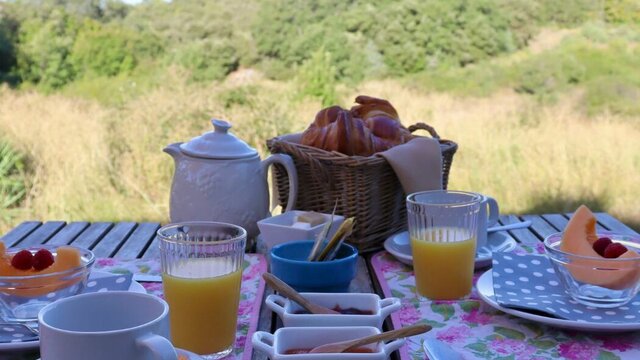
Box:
476;269;640;332
0;271;146;352
383;231;517;269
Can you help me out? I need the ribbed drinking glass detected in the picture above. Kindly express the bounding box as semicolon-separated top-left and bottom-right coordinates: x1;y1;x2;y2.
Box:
158;221;246;359
407;190;481;300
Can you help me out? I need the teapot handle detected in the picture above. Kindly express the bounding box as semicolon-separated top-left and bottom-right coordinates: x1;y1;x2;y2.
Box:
261;154;298;212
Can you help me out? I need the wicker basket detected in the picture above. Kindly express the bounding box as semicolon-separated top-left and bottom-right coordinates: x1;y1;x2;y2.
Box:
267;123;457;252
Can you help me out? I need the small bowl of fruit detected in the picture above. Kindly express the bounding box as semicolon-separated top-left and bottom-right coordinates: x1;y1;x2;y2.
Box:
0;243;95;322
544;206;640;308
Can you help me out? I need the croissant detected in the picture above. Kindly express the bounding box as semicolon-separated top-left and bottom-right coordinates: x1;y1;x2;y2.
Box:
300;96;412;156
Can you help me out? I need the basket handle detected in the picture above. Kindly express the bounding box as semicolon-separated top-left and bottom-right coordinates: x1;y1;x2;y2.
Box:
408;123;440;140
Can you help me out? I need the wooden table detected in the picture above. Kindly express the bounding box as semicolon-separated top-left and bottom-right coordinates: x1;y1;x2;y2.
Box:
1;212;638;360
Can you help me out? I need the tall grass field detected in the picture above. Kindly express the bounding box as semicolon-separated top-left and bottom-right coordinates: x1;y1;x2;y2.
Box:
1;74;638;234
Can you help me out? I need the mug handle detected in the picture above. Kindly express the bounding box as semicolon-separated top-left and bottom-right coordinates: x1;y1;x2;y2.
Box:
262;154;298;212
136;334;178;360
486;196;499;227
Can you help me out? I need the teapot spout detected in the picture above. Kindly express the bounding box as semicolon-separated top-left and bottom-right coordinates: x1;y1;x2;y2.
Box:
163;143;184;163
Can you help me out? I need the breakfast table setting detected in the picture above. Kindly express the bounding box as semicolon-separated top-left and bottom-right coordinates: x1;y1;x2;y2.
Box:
1;96;639;360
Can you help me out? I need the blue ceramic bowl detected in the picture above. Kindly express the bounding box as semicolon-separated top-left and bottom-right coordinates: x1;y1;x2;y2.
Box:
270;240;358;293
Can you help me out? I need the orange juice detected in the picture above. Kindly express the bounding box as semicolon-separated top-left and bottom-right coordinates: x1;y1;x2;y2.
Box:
162;259;242;355
411;227;476;300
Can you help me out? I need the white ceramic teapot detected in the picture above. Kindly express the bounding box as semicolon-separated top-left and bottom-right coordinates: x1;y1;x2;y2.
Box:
164;119;298;238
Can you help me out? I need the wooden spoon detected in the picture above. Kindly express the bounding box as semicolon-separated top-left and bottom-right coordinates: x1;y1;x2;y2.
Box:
262;273;339;315
308;324;431;354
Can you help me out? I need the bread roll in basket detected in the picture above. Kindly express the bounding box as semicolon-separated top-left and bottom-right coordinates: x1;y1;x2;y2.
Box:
267;96;457;252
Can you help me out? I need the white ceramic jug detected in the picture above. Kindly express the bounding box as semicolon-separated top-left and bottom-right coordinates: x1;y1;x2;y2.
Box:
164;119;298;238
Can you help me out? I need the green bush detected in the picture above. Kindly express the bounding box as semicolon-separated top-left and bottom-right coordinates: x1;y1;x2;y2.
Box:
71;21;133;77
604;0;640;24
173;39;239;82
296;48;338;107
583;77;640;116
0;15;18;82
15;9;80;89
0;140;27;219
515;52;585;98
537;0;599;26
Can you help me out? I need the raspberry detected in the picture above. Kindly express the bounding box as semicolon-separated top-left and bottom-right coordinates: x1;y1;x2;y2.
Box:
603;243;628;259
33;249;55;271
11;250;34;270
592;237;613;257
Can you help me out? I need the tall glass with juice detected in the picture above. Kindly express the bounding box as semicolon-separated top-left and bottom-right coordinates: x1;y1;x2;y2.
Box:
158;222;246;359
407;191;481;300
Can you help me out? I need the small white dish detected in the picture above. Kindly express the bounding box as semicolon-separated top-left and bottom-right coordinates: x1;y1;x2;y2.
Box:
0;271;145;352
477;269;640;332
265;292;400;330
258;211;345;252
252;326;404;359
384;231;517;269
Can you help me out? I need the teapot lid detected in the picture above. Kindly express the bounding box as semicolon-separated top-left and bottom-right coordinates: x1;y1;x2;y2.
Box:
179;119;257;159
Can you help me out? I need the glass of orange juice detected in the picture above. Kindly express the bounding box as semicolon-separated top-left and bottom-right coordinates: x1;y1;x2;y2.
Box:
407;190;481;300
158;222;246;359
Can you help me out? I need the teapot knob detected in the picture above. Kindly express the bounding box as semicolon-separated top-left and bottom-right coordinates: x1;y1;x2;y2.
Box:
212;119;232;134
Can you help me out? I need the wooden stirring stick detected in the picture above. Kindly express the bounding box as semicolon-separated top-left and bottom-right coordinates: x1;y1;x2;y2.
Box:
308;324;431;354
262;273;339;315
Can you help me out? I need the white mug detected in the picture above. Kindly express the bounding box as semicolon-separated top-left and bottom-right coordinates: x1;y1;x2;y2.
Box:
38;291;177;360
477;195;499;249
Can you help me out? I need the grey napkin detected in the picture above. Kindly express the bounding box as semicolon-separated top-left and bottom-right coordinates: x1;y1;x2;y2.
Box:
377;137;443;194
492;253;640;323
0;273;133;343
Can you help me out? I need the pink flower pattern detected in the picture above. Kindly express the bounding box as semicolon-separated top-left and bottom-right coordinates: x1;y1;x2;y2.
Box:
371;251;640;360
398;302;422;324
600;336;635;352
94;255;266;360
558;341;601;360
461;308;493;325
490;338;536;358
436;325;471;343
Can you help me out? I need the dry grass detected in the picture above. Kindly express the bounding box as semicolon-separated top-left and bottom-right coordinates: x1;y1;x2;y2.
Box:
1;76;639;234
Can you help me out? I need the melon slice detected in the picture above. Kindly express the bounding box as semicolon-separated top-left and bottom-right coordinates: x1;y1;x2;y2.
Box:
561;205;640;290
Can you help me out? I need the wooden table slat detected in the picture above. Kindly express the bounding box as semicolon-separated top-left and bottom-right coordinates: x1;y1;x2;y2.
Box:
114;223;160;259
141;235;160;260
17;221;66;247
71;222;114;249
595;212;638;235
498;215;541;246
0;221;42;247
541;213;570;231
90;222;137;258
46;222;90;246
521;214;560;239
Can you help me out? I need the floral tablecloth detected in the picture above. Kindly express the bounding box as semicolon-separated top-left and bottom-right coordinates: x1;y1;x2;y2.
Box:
371;244;640;360
94;254;267;360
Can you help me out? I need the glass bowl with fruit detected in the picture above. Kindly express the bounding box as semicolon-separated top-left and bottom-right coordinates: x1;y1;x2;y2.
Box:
0;243;95;322
544;209;640;308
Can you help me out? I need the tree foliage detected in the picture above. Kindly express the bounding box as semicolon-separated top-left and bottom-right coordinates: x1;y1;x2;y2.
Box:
0;0;635;90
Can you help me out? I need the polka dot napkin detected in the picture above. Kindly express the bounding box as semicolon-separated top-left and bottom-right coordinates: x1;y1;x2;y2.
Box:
491;253;640;323
0;272;132;344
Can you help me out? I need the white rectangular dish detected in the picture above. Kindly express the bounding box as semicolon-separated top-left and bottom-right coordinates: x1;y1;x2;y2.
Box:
258;211;345;252
252;326;404;360
265;292;400;329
